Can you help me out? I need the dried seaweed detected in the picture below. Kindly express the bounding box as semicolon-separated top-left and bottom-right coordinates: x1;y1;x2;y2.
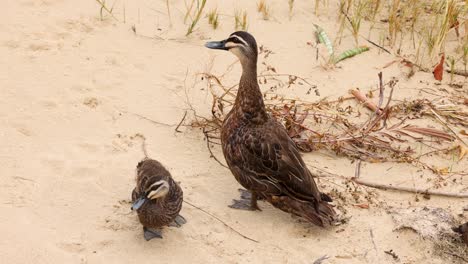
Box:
189;69;465;174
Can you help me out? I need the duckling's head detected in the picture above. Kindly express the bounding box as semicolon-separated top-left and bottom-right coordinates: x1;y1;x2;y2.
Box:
205;31;258;66
131;179;170;210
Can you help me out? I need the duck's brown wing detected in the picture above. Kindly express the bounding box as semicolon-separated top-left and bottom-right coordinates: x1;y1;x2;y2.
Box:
237;121;323;202
227;120;335;226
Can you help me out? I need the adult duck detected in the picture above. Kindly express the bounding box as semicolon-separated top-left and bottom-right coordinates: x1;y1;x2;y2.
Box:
205;31;336;227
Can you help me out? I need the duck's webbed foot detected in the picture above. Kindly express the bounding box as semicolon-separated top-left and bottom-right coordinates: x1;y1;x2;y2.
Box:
229;189;262;211
143;227;163;241
169;215;187;228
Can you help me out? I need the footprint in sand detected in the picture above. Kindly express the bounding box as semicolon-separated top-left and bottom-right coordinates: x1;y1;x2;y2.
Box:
110;133;145;153
70;84;93;94
61;19;94;34
41;158;66;175
57;241;86;253
28;42;52;52
3;40;20;49
39;100;58;110
83;97;99;109
103;200;138;231
11;123;34;137
77;143;101;154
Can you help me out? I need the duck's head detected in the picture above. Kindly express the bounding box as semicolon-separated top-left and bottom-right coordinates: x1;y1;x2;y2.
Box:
131;179;170;210
205;31;258;66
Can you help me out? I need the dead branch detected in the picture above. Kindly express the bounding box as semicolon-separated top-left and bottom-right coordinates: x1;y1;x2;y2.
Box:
445;68;468;77
175;111;188;133
365;37;391;54
351;177;468;198
203;128;228;168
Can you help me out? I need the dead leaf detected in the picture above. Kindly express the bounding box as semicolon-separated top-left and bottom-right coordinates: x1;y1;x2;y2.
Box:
451;19;460;37
461;130;468;136
433;53;445;81
353;203;369;209
435;167;449;175
458;144;468;161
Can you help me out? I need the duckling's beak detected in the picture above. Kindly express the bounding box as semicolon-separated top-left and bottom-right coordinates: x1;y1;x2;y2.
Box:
131;196;147;211
205;39;228;50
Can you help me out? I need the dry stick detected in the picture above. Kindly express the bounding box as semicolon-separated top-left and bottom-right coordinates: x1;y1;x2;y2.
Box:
355;159;362;178
183;200;259;243
400;57;468;78
351;177;468;198
429;108;467;147
175;111;188;133
360;72;386;132
364;37;391;54
445;68;468;77
352;161;468;198
376;72;385;111
203;129;228;168
349;89;382;114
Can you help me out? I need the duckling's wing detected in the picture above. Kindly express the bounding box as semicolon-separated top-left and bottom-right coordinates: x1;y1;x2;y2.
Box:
240;121;322;203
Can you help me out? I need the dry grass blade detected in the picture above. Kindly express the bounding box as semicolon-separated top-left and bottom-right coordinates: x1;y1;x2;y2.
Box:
401;126;454;141
186;0;207;36
95;0;118;21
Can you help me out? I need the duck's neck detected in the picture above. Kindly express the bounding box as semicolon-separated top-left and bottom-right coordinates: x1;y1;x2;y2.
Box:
234;60;268;123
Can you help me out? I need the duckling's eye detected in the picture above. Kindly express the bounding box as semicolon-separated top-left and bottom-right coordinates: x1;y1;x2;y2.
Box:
145;180;164;194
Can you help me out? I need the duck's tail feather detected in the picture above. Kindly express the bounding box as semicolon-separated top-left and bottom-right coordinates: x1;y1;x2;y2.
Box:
268;195;336;227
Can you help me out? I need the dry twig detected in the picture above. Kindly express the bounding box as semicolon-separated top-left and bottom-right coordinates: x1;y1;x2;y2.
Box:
351;177;468;198
183;200;259;243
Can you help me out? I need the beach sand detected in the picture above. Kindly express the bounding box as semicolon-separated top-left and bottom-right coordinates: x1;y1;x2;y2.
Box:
1;0;466;263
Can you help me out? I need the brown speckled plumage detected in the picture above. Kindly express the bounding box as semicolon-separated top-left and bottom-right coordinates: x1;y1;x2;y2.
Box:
132;159;183;229
453;222;468;245
207;31;336;227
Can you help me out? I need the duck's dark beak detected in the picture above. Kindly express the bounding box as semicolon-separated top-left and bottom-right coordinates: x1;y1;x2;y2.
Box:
205;39;228;50
131;196;147;211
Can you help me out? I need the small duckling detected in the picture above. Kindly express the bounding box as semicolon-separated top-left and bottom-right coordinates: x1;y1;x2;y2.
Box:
452;222;468;245
131;158;186;241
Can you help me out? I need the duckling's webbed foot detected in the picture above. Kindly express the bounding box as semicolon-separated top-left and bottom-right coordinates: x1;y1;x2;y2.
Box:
169;215;187;228
229;189;261;211
143;227;163;241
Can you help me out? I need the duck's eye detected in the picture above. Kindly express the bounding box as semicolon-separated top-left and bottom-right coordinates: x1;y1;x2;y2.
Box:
228;35;248;47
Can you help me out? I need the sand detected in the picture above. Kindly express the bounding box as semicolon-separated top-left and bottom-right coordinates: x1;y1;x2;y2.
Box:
1;0;466;263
